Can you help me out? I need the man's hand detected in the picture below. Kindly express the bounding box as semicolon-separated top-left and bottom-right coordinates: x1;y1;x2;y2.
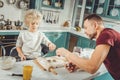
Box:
65;62;78;73
56;47;70;57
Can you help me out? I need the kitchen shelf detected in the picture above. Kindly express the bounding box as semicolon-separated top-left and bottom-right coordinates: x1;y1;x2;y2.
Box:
42;0;65;9
77;5;91;9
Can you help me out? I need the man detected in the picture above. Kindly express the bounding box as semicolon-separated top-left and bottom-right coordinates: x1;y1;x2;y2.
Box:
56;14;120;80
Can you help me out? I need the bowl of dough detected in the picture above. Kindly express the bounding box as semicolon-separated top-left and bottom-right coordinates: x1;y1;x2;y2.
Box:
0;56;16;70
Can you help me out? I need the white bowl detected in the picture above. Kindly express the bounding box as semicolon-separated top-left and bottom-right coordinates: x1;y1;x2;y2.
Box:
0;56;16;70
55;2;61;7
96;7;103;14
114;0;120;6
110;8;119;16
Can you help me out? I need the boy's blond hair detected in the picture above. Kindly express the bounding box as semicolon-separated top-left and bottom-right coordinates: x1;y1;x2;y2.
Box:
24;9;43;27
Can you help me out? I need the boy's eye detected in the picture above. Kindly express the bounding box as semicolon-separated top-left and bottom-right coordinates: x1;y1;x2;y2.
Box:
31;22;38;25
35;23;38;25
31;22;34;25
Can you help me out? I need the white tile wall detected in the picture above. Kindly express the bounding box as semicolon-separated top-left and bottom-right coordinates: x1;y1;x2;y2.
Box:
0;0;75;28
0;0;23;21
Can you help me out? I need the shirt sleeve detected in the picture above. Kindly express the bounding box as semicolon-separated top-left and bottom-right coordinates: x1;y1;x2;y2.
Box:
41;33;51;46
16;32;23;47
96;31;115;46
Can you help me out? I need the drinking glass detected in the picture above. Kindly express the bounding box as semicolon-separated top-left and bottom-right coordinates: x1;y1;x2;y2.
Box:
23;65;33;80
73;46;82;56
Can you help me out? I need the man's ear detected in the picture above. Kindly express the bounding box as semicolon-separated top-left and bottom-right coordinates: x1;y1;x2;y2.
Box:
93;21;99;30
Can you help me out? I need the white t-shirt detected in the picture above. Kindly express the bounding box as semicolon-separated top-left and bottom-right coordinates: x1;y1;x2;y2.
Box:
16;30;51;58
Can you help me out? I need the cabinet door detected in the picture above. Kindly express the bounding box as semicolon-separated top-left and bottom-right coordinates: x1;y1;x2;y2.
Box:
77;36;96;49
54;32;68;48
92;0;109;16
77;36;90;48
0;35;18;56
68;33;79;52
44;32;68;56
72;0;93;28
106;0;120;19
89;40;96;49
92;0;120;20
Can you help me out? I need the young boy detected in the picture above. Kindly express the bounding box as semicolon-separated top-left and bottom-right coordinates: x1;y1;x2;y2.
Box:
16;9;56;61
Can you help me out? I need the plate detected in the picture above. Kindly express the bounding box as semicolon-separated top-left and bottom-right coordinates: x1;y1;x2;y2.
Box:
17;0;28;9
0;1;4;8
99;0;105;4
96;7;103;14
7;0;16;4
110;8;119;16
114;0;120;6
42;0;50;5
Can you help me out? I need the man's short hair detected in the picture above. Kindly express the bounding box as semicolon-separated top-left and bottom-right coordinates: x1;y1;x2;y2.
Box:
84;14;102;22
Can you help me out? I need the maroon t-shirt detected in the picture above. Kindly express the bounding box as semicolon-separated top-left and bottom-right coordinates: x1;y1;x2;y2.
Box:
96;28;120;80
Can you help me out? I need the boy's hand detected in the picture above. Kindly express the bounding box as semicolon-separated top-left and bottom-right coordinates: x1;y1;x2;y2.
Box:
48;43;56;51
20;54;26;61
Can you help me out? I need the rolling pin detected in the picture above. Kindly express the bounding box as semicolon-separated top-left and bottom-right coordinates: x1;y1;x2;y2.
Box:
33;59;46;71
36;57;58;75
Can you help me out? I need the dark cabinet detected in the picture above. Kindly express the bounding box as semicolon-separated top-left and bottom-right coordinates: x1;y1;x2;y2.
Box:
29;0;36;9
0;35;18;56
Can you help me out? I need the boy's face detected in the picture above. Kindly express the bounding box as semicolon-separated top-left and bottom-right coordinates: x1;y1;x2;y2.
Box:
28;20;40;32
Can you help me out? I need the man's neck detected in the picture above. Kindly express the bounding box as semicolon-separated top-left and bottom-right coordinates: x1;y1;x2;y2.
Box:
96;27;105;39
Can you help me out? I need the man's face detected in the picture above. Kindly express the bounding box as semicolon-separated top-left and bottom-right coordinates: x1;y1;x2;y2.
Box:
83;19;97;40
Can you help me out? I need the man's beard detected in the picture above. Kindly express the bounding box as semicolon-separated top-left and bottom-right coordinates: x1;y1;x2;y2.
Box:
89;32;97;40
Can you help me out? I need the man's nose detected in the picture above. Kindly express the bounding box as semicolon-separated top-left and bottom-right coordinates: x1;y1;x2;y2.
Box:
84;30;87;34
